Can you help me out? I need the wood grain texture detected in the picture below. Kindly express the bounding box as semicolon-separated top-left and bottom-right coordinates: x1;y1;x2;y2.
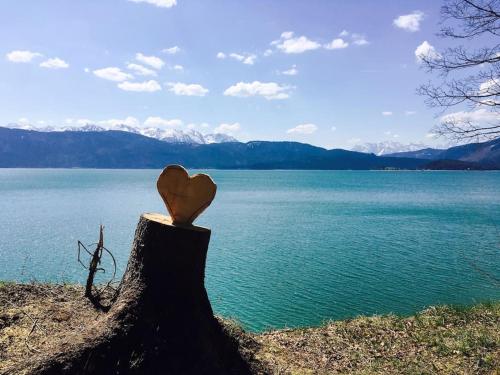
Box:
157;165;217;225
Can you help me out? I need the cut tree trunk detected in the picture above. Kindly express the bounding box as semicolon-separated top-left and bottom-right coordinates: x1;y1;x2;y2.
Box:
26;213;251;375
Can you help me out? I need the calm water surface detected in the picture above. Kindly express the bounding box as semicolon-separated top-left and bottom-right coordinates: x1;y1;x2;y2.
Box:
0;169;499;331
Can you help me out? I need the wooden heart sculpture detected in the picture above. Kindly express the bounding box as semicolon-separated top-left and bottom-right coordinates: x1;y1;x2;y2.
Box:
157;165;217;225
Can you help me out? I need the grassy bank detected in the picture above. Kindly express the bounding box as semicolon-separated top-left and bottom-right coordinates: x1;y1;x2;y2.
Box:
1;283;498;374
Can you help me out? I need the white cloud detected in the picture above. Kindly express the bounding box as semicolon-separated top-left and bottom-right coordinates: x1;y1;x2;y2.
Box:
273;32;321;54
347;137;362;144
478;79;500;105
278;36;321;54
331;126;337;131
263;49;273;57
144;116;182;127
18;117;30;125
216;52;226;59
384;130;399;138
415;41;440;62
64;118;86;126
382;111;393;116
162;46;180;54
68;116;187;129
224;81;292;100
440;108;500;124
479;78;498;93
118;80;162;92
478;78;500;105
243;54;257;65
173;64;184;71
282;65;298;76
99;116;140;127
322;32;369;50
187;122;210;130
394;11;425;32
6;50;42;63
84;67;90;73
228;52;257;65
405;111;417;115
167;82;209;96
229;53;245;61
426;132;438;139
94;67;133;82
77;118;94;126
352;34;369;46
135;53;165;69
286;123;318;134
127;63;157;76
324;38;349;50
128;0;176;8
39;57;69;69
214;122;240;134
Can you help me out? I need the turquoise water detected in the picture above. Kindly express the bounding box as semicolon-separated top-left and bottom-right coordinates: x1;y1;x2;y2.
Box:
0;169;499;332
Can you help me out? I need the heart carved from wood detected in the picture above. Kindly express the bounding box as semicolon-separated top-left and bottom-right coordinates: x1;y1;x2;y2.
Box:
157;165;217;225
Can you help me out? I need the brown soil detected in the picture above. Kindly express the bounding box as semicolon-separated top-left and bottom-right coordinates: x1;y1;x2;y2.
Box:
1;283;498;374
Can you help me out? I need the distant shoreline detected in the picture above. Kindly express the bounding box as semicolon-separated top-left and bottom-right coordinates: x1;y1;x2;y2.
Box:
0;167;498;171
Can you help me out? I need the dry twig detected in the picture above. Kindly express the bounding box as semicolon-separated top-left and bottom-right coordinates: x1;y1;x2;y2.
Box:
77;225;118;311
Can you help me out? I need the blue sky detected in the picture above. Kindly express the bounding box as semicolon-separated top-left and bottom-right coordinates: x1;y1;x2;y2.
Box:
1;0;454;149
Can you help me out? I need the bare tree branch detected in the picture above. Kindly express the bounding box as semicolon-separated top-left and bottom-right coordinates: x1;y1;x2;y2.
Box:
418;0;500;141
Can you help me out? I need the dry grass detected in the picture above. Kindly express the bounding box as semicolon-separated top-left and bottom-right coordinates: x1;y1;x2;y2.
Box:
1;282;499;375
0;282;104;374
253;304;500;374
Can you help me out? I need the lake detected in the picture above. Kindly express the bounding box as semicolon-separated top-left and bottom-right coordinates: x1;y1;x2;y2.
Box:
0;169;499;332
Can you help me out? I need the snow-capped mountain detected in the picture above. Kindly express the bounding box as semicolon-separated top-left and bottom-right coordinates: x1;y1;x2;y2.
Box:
204;133;238;144
351;141;430;156
5;123;238;144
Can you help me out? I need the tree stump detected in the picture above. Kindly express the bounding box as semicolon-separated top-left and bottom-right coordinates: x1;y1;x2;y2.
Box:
28;213;251;375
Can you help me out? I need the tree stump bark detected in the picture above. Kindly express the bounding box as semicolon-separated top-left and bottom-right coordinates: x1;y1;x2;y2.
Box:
28;213;251;375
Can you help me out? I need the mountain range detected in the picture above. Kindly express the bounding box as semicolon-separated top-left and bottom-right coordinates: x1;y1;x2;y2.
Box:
351;141;432;156
0;126;498;169
6;124;432;155
386;138;500;168
5;123;237;145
